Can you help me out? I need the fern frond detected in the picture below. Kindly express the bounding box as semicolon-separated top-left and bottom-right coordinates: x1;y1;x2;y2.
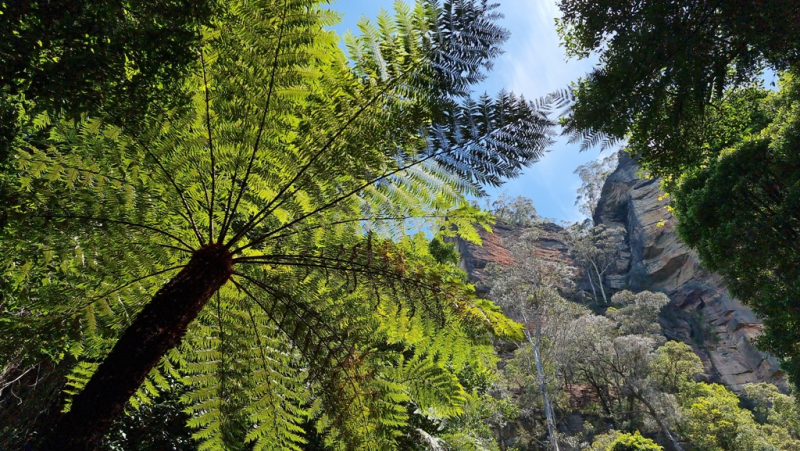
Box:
4;0;553;448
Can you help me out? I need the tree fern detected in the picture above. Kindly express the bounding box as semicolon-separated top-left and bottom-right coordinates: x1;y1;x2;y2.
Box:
4;0;554;449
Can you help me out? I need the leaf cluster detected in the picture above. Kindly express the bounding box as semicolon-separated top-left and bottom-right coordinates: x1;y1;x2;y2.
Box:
670;73;800;385
2;0;554;449
556;0;800;176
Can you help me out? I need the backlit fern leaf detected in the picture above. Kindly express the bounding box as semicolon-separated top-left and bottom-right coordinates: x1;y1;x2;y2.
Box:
5;0;554;449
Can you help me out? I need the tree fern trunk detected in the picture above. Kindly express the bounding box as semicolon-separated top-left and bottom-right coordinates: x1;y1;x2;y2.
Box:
42;244;233;451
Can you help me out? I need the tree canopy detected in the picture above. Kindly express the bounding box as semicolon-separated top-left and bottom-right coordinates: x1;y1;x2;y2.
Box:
0;0;218;152
671;73;800;386
556;0;800;176
1;0;558;449
608;431;663;451
573;152;617;219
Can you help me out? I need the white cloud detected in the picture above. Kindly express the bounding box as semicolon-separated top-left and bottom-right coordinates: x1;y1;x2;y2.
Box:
477;0;607;223
335;0;608;223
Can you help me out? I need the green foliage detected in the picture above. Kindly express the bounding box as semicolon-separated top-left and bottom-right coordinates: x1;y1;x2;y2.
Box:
563;223;625;305
0;0;217;151
2;0;558;448
678;382;754;451
100;386;198;451
671;73;800;385
744;383;800;440
428;237;459;266
607;431;663;451
490;193;539;226
651;341;703;394
435;391;513;451
586;431;623;451
435;204;496;245
678;382;800;451
574;152;618;219
606;290;669;337
556;0;800;176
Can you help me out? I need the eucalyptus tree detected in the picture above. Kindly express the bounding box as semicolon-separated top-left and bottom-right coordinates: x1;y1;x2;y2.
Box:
491;193;539;225
3;0;558;449
560;291;687;451
487;230;577;451
573;152;618;219
563;223;624;304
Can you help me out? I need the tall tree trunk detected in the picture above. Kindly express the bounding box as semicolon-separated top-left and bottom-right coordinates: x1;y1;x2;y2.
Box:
582;264;598;303
42;244;233;451
591;261;607;304
634;391;685;451
524;327;560;451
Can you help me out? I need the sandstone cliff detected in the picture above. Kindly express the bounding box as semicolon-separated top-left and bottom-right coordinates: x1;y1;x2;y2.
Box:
456;221;572;297
460;151;784;391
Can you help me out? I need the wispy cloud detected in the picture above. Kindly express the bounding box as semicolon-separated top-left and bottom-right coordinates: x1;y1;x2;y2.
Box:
335;0;609;223
480;0;608;223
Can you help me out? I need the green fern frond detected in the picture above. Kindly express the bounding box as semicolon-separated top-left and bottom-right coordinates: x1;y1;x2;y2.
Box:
4;0;555;448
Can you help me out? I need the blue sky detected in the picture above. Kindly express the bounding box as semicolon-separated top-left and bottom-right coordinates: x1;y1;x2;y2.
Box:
331;0;608;222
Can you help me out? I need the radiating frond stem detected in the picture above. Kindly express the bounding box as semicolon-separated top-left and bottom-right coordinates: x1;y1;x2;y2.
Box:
232;273;357;385
236;255;396;275
219;0;291;243
37;214;194;251
225;71;410;249
21;158;132;186
231;273;369;424
231;279;282;424
236;259;364;273
127;241;193;254
185;149;213;238
234;256;444;304
231;146;446;254
153;100;213;220
137;173;208;234
214;91;259;244
230;278;286;338
238;284;278;383
216;291;227;412
65;264;188;316
200;49;217;244
133;137;205;246
251;214;448;242
233;276;369;428
242;253;455;323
